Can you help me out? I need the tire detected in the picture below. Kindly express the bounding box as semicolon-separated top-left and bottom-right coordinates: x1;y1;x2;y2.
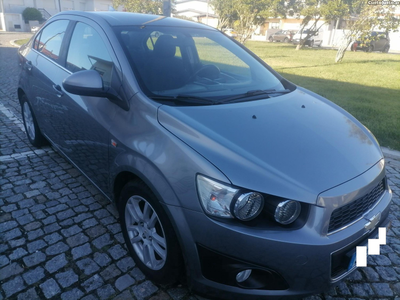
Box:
283;37;289;43
383;45;390;53
21;94;47;147
366;45;373;52
119;180;183;284
309;40;314;48
269;37;273;42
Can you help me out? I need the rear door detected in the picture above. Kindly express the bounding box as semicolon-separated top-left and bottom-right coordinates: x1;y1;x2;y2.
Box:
29;19;71;140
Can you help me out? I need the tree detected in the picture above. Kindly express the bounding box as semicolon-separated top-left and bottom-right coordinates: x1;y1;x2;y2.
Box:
113;0;163;15
294;0;349;50
22;7;43;22
210;0;236;30
211;0;286;43
335;1;400;62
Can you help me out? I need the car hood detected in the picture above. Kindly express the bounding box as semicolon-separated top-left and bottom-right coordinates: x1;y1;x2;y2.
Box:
157;89;383;204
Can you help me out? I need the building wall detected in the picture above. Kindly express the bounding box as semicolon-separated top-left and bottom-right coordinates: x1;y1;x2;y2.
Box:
0;0;112;31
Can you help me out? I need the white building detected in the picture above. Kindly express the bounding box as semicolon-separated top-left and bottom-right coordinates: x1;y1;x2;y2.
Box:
174;0;218;28
0;0;112;32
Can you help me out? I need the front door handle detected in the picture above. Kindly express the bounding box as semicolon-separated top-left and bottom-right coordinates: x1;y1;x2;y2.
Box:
53;84;64;97
25;61;33;72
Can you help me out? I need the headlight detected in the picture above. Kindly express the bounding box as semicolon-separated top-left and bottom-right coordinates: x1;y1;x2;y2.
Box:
232;192;264;221
196;175;239;218
196;175;265;221
274;200;301;225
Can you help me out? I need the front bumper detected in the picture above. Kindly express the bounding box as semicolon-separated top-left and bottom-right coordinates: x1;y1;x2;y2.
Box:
165;161;392;299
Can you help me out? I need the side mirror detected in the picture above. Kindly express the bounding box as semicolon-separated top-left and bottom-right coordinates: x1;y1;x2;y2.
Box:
63;69;129;111
63;70;106;97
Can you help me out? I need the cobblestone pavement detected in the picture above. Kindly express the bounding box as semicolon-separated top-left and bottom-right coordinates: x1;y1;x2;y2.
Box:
1;32;400;300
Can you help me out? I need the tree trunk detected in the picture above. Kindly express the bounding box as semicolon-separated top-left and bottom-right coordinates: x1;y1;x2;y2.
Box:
335;36;352;63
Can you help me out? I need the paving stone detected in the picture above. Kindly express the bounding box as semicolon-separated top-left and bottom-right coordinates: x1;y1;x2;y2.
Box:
0;255;9;267
85;225;107;238
115;274;136;291
19;198;36;208
61;288;84;300
44;232;63;244
45;253;68;273
1;276;26;298
371;282;393;297
46;241;69;255
42;215;57;225
350;283;375;297
132;280;159;300
3;227;22;240
40;278;61;299
93;233;113;249
108;244;127;260
107;223;122;234
114;290;133;300
67;232;89;248
57;208;76;220
373;255;392;266
61;224;82;237
55;269;79;288
97;284;116;300
24;221;42;231
81;294;98;300
117;256;136;272
22;266;45;285
27;239;47;253
115;232;125;244
44;222;61;234
375;266;399;281
72;242;93;260
82;274;104;293
130;267;146;282
9;237;25;248
167;287;189;300
16;213;35;225
9;248;28;260
27;228;44;241
100;264;122;281
0;262;24;280
2;204;17;212
77;257;100;275
73;212;92;224
93;252;112;267
17;288;40;300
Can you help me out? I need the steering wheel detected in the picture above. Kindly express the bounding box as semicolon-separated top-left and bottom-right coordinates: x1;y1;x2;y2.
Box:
186;65;220;83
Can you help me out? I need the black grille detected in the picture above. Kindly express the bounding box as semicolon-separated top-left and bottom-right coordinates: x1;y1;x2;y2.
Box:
328;178;385;233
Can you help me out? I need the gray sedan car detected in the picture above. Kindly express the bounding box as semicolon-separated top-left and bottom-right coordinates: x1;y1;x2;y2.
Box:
18;11;392;299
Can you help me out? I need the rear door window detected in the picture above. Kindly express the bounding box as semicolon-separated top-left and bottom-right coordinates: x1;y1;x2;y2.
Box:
34;20;69;62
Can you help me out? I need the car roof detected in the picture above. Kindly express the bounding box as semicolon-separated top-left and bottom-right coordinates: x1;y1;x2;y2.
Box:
54;11;216;30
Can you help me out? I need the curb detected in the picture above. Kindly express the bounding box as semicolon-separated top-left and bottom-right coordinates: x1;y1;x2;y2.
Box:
382;147;400;161
10;39;21;47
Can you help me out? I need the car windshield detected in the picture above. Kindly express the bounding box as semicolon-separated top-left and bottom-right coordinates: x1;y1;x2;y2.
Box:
114;25;288;105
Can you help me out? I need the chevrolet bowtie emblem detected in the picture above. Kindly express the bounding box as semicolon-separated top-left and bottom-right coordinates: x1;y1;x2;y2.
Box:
364;212;381;231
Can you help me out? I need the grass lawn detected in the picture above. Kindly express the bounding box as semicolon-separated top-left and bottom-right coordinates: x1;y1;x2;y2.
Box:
14;38;30;46
245;41;400;151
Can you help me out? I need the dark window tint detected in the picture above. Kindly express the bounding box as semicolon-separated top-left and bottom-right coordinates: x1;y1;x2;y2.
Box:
34;20;69;62
66;22;113;86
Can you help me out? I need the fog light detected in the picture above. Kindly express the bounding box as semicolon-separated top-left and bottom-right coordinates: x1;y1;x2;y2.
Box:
274;200;301;225
232;192;264;221
236;269;252;283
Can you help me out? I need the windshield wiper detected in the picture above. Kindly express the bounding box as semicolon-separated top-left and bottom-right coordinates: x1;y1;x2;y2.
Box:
215;89;292;104
149;94;215;106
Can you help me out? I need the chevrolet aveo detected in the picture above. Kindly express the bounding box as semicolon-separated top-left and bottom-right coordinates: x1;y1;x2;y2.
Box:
18;11;392;299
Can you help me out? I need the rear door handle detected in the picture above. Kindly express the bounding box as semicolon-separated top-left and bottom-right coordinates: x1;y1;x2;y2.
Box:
53;84;64;97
